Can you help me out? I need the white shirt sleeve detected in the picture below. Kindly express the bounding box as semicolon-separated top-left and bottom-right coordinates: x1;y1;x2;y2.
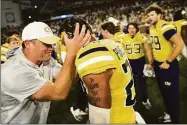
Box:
42;58;62;80
1;69;47;102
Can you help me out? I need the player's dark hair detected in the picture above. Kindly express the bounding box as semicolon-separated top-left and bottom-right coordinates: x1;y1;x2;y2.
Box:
173;9;185;21
22;41;25;49
101;22;116;35
59;16;92;39
127;23;139;33
145;4;163;15
7;30;19;37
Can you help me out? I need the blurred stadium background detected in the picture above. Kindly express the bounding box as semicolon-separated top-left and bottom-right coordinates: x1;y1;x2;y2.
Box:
1;0;187;124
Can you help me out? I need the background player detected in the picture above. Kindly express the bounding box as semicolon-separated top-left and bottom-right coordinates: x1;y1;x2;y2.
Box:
100;21;125;43
172;9;187;58
145;4;184;123
122;23;152;109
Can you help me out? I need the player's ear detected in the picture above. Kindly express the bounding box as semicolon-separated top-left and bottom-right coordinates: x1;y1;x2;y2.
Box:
105;30;109;34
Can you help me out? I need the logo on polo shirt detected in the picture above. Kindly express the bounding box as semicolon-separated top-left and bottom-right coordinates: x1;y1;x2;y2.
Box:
165;81;171;86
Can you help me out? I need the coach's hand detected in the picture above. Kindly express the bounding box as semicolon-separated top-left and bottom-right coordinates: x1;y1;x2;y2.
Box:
64;23;91;57
159;62;170;69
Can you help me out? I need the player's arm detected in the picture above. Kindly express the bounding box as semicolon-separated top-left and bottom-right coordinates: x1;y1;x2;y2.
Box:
167;33;184;62
32;54;76;101
142;35;153;70
162;25;184;62
181;25;187;46
75;39;116;107
144;42;153;69
32;24;91;101
82;69;113;109
143;38;153;64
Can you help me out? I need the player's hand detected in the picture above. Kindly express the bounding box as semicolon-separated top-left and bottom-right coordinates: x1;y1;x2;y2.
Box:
64;23;91;57
159;62;170;69
146;64;153;70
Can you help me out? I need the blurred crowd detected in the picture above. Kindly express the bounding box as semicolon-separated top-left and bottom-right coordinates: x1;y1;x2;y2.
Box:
1;0;187;124
1;0;187;44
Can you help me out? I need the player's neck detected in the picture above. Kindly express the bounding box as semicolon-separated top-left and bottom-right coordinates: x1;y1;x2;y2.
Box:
129;33;135;38
108;34;114;39
153;19;161;26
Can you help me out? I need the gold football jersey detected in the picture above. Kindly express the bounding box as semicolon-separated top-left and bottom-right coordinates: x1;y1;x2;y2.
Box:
1;43;9;62
171;19;187;35
121;33;147;59
75;39;136;123
149;20;176;62
113;31;125;43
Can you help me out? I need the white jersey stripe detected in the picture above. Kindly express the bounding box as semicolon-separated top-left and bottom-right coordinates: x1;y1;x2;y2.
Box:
161;25;175;32
78;56;114;71
181;21;187;25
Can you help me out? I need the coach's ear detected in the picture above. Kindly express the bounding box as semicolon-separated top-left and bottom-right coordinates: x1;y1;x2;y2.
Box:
23;40;32;50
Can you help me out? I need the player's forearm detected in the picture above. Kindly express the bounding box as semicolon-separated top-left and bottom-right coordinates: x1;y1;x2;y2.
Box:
167;42;184;62
146;49;153;64
144;43;153;64
54;54;76;99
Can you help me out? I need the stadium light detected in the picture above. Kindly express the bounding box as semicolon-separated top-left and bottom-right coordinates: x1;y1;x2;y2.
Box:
51;14;73;20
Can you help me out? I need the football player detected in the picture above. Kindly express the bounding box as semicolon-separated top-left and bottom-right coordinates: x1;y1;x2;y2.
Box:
59;17;136;123
145;4;184;123
172;9;187;58
121;23;152;109
100;21;125;43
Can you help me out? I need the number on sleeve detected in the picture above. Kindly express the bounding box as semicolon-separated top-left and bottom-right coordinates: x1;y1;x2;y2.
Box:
125;79;135;106
121;61;135;107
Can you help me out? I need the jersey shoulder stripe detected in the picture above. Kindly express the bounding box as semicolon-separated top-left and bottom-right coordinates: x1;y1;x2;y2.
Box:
161;23;177;40
78;46;108;59
163;29;177;40
77;55;114;70
181;21;187;26
161;24;176;33
76;40;118;78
